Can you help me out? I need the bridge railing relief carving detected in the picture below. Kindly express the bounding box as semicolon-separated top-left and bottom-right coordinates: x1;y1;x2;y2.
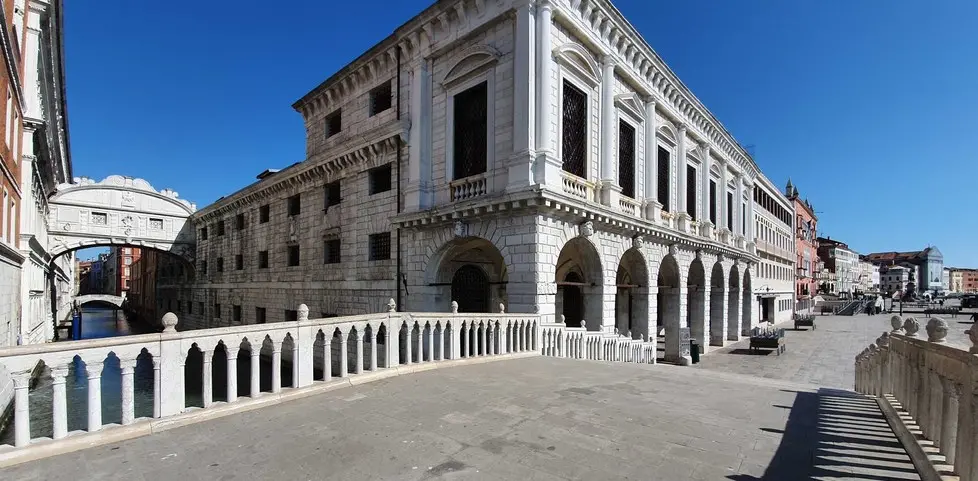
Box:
855;317;978;481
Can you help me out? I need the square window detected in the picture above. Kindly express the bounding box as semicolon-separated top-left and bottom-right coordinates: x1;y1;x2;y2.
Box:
285;309;298;322
369;164;392;195
259;204;270;223
709;180;717;225
324;181;341;210
324;110;342;139
200;260;208;274
91;212;108;225
200;226;209;240
287;245;300;266
258;250;269;269
369;81;392;116
149;218;163;230
369;232;391;261
452;81;488;180
233;305;242;323
216;221;226;236
324;238;341;264
235;254;243;270
214;303;222;318
256;307;266;324
287;194;301;217
235;213;245;230
217;257;224;272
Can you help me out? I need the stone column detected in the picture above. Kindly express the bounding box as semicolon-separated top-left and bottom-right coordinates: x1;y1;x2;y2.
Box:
406;58;432;210
12;371;32;447
152;358;162;418
338;333;348;377
425;324;434;361
354;330;363;375
746;181;756;244
719;160;729;233
323;335;333;380
675;124;688;228
383;328;391;368
87;362;105;432
643;98;661;221
416;324;424;363
533;0;561;188
250;349;261;397
370;330;378;370
735;174;745;237
437;325;445;360
121;358;138;425
50;364;69;439
479;323;487;355
271;343;283;392
226;348;239;403
700;144;713;236
202;350;214;407
598;56;619;207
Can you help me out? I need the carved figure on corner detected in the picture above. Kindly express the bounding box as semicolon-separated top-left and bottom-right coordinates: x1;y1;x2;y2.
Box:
579;221;594;238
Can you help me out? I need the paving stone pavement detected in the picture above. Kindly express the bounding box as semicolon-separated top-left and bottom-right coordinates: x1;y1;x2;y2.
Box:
695;314;974;389
0;354;923;481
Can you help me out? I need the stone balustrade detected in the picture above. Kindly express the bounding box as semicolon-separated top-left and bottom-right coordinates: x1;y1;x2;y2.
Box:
854;315;978;481
540;320;656;365
0;300;540;461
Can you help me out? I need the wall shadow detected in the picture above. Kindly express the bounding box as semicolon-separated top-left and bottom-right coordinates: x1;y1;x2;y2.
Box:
728;388;920;480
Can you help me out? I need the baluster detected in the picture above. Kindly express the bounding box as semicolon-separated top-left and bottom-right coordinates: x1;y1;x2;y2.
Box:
384;328;392;368
121;358;138;425
202;350;214;407
415;324;423;363
87;362;105;432
941;378;959;467
354;330;364;374
339;333;349;377
437;324;445;360
51;365;69;439
250;349;261;398
12;371;32;447
292;341;300;388
460;323;468;358
324;335;332;380
479;323;487;356
469;323;476;356
370;328;378;370
227;348;239;403
152;358;162;418
271;342;283;393
404;324;413;364
426;324;434;361
487;324;494;356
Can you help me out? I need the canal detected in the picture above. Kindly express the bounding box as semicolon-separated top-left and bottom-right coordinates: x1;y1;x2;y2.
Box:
0;305;291;445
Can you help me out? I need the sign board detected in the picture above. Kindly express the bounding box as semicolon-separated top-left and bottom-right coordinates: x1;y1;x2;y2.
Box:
679;327;691;357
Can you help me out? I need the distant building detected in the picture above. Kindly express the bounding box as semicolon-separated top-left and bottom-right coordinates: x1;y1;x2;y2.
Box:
880;265;911;296
129;250;159;322
785;180;818;310
942;267;950;293
751;175;795;324
863;247;944;295
856;258;880;294
104;247;141;297
948;268;978;294
817;237;859;296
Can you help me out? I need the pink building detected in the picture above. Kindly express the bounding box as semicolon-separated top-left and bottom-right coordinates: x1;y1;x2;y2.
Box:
786;181;818;309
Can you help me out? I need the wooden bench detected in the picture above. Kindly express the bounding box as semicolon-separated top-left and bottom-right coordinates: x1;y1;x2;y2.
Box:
794;314;816;330
923;307;960;318
749;327;785;355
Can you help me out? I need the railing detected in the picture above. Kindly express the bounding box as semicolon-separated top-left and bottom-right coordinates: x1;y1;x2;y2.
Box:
449;173;488;201
560;172;594;201
618;196;640;216
855;316;978;481
0;300;540;459
540;322;656;364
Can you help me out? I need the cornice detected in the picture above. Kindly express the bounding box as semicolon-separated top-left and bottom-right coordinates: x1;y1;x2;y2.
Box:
195;120;406;222
554;0;759;180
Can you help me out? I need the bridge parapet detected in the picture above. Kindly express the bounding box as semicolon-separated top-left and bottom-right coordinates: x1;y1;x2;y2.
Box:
74;294;126;308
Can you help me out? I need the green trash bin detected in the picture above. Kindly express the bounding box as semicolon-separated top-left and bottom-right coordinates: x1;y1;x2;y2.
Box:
690;340;700;364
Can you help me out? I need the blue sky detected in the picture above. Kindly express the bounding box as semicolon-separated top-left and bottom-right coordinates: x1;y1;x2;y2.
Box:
65;1;977;266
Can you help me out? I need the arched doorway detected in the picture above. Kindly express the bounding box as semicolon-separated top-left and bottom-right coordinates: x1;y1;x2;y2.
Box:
742;269;753;336
424;237;508;312
555;237;603;330
656;255;681;363
615;248;650;340
709;262;725;347
727;265;741;341
451;265;490;313
687;258;706;354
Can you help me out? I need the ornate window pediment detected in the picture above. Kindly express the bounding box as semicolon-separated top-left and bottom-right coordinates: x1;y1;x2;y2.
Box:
554;43;600;87
614;93;645;123
442;45;501;89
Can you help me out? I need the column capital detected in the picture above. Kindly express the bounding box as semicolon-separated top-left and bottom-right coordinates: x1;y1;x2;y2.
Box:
12;370;32;388
86;362;104;378
50;364;70;380
676;122;687;133
536;0;554;12
119;358;139;372
601;55;616;69
226;348;240;359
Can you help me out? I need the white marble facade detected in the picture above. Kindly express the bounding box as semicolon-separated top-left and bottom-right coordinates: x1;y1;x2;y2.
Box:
168;0;774;362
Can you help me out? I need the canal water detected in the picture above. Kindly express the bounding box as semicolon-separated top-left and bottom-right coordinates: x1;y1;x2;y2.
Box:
0;306;290;446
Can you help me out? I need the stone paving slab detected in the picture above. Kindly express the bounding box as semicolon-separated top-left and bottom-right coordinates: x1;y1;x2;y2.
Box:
0;356;920;480
696;314;973;389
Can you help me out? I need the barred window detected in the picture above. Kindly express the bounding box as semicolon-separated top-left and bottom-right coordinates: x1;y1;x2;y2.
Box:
235;254;243;270
369;232;391;261
561;81;587;177
369;164;392;194
235;213;245;230
287;245;300;267
214;303;221;318
287;194;301;217
709;180;717;225
325;110;342;139
216;257;224;272
452;81;488;180
259;205;270;223
232;305;241;323
657;147;670;210
618;120;635;198
200;227;208;240
216;221;225;236
686;165;697;220
324;238;341;264
256;307;266;324
369;82;392;116
726;192;734;230
324;181;341;209
258;250;269;269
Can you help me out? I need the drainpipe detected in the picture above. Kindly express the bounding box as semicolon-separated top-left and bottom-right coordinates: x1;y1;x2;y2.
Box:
395;45;403;312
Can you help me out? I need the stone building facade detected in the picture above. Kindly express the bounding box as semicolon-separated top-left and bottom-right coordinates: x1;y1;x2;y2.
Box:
817;237;859;296
161;0;772;363
786;180;818;310
751;175;794;324
864;247;943;295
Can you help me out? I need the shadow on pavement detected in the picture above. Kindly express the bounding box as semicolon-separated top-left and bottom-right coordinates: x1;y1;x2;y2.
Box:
728;388;921;480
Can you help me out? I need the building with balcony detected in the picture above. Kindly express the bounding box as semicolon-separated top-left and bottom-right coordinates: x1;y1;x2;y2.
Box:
880;264;911;297
864;247;943;295
785;180;817;311
159;0;776;364
817;237;859;297
855;258;880;294
751;175;794;324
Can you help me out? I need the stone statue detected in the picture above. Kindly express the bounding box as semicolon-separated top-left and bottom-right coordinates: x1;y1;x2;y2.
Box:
387;298;396;312
876;332;890;348
453;220;468;238
902;317;920;337
498;303;505;313
925;317;948;343
632;236;644;250
579;221;594;238
559;314;566;324
581;320;587;330
889;315;904;333
297;304;309;322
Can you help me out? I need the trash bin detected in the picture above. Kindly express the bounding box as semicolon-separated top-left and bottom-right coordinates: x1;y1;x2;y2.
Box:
690;340;700;364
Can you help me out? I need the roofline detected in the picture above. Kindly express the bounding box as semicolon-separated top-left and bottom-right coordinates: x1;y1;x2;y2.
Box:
53;0;72;179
